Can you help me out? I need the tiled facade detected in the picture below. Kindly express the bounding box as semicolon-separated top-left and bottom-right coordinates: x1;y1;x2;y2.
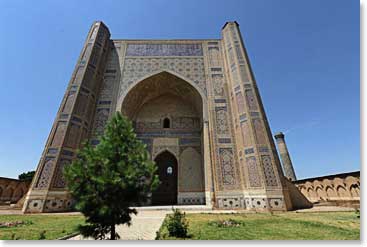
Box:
23;21;304;213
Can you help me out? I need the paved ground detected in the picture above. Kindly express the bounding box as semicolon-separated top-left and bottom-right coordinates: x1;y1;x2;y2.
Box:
295;205;356;213
68;210;168;240
116;211;167;240
0;204;356;216
0;209;82;215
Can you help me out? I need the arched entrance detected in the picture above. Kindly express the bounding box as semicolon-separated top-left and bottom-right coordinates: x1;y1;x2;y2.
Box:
120;71;211;206
152;151;178;205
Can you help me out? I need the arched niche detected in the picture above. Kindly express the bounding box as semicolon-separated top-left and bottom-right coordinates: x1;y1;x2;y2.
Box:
13;187;24;202
120;71;207;122
120;71;207;206
336;185;350;198
307;187;318;200
179;147;204;192
3;187;14;201
315;186;327;200
350;184;360;198
325;186;337;198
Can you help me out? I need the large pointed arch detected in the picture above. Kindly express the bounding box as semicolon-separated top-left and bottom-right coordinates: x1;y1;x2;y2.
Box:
118;70;212;206
117;70;208;121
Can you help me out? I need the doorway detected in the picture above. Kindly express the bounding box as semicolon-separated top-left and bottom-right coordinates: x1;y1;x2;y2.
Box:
152;151;178;205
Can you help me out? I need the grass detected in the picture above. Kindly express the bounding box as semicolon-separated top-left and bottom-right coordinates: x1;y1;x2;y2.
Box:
157;211;360;240
0;214;85;240
0;211;360;240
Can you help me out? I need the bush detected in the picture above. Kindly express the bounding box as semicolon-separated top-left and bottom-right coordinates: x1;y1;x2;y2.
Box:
155;230;161;240
38;230;46;240
166;208;189;238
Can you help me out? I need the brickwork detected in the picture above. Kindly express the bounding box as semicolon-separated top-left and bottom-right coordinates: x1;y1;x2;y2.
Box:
294;171;360;205
274;132;297;181
220;22;289;210
0;177;30;204
22;21;307;213
23;22;111;213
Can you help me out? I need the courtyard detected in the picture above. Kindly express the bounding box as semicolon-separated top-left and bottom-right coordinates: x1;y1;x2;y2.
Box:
0;209;360;240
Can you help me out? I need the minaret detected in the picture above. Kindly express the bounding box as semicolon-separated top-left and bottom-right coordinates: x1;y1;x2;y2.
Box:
23;21;111;213
274;132;297;181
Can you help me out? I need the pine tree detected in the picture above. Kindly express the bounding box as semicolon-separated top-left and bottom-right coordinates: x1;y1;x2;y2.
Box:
64;112;159;240
18;171;35;181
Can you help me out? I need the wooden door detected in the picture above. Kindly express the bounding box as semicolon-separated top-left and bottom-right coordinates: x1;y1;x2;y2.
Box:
152;151;178;205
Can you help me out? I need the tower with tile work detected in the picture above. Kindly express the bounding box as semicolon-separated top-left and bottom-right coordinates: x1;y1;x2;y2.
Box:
23;21;306;213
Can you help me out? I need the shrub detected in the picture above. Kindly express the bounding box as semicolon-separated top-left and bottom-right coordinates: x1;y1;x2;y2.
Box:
155;231;161;240
166;208;189;238
38;230;46;240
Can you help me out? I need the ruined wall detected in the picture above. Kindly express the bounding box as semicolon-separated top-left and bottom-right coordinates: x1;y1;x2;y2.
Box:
294;171;360;206
0;177;31;204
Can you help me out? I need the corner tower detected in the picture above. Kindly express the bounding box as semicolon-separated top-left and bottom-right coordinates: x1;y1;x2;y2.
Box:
23;22;111;213
220;21;292;210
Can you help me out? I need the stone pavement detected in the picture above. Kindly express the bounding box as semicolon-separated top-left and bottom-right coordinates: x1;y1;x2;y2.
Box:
295;205;356;213
68;210;168;240
116;210;168;240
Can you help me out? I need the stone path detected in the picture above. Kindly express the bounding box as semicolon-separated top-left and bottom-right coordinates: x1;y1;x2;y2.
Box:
68;210;168;240
116;210;168;240
295;205;356;213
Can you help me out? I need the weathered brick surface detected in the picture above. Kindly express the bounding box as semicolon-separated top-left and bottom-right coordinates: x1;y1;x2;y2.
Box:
23;21;309;213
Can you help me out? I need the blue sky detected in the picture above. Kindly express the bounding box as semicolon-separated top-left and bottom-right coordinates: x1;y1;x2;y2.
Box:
0;0;359;179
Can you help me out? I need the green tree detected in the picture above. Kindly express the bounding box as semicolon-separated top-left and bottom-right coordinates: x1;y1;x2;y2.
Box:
64;112;159;240
18;171;35;181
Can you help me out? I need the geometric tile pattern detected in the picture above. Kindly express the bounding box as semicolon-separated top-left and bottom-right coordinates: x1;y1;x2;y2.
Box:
219;148;236;185
261;155;278;187
35;158;54;189
120;57;206;97
245;156;262;188
52;159;71;188
215;108;230;135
